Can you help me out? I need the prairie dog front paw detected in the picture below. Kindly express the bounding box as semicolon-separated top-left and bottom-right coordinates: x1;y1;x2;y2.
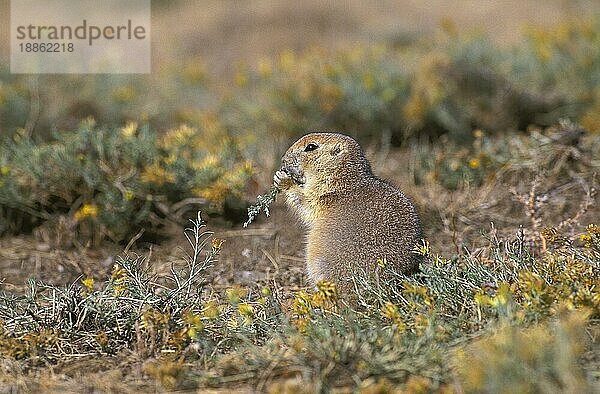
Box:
273;169;294;190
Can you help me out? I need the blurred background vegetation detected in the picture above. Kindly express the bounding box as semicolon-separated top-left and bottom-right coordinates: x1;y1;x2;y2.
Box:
0;0;599;391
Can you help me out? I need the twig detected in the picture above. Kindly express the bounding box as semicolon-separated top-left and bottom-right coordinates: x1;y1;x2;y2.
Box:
244;186;279;228
124;229;145;254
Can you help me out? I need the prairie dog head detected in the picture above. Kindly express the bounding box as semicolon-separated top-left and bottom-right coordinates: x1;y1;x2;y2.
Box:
278;133;372;196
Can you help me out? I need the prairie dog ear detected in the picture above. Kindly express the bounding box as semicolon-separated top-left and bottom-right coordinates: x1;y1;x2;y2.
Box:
330;143;345;156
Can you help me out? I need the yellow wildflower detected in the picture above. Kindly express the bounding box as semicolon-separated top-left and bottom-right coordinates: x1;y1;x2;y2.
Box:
227;317;239;329
279;50;296;70
225;285;247;305
192;154;220;171
293;317;310;333
113;285;127;296
474;291;491;306
0;166;10;176
160;125;197;149
316;280;337;301
202;300;220;319
183;311;202;326
292;291;312;316
579;233;591;242
211;238;225;254
261;286;272;296
120;121;138;138
113;86;136;103
381;302;405;330
193;181;229;205
81;277;95;292
381;302;400;321
235;69;248;87
312;281;337;308
111;264;128;296
469;158;481;169
414;314;430;335
404;283;434;308
124;190;135;201
74;204;99;221
183;310;203;338
140;162;176;185
95;331;109;347
182;62;206;84
141;309;170;329
491;282;513;307
362;73;375;91
257;59;272;78
238;303;254;317
580;233;593;248
413;239;431;257
111;264;127;282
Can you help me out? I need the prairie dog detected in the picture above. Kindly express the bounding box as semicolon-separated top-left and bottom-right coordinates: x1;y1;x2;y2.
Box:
274;132;423;292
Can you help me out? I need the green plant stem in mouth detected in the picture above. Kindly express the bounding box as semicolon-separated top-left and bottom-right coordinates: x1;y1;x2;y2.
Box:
243;186;280;228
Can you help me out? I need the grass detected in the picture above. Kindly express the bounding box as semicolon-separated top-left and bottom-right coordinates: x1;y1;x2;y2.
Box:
0;11;599;393
0;168;598;391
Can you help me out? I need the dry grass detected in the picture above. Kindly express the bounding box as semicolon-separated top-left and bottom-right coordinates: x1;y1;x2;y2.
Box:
0;2;599;392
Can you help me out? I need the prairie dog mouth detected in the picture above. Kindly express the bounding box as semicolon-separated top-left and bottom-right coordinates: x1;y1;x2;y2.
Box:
283;166;306;185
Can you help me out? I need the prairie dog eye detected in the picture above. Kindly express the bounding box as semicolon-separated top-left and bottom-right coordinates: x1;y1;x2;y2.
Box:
304;143;319;152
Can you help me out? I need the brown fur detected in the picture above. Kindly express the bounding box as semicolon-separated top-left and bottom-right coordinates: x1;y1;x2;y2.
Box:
274;132;423;292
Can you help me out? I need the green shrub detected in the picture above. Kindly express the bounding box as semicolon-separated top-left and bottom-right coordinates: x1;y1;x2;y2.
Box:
0;120;252;243
222;17;600;147
455;310;590;393
3;17;599;144
0;60;212;137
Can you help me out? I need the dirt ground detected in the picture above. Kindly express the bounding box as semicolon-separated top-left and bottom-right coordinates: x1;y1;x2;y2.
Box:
0;205;307;295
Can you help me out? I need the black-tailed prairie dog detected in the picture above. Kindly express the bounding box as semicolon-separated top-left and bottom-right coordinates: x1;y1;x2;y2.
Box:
274;132;423;292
